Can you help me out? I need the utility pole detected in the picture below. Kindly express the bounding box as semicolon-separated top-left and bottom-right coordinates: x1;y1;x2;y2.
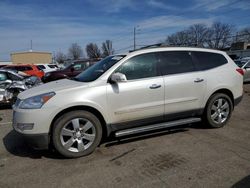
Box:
30;40;33;52
133;26;140;50
133;27;136;50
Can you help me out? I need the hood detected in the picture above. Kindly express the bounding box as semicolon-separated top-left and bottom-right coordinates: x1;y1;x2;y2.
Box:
18;79;88;99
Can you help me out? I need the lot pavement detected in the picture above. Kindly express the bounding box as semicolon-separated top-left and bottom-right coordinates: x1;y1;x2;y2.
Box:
0;85;250;188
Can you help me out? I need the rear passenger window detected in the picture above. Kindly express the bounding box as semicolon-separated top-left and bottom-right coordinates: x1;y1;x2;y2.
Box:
48;65;56;68
24;66;33;71
157;51;195;75
116;53;158;80
192;51;228;70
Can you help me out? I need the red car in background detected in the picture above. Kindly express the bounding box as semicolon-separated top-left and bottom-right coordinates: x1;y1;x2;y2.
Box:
2;64;44;78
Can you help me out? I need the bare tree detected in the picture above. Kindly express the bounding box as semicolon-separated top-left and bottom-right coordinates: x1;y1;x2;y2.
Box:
68;43;83;60
188;24;209;47
102;40;114;57
166;30;192;46
206;22;234;49
86;43;101;59
236;27;250;42
55;52;67;64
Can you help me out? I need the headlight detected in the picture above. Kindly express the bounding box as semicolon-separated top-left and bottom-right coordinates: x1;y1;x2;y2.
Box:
19;92;55;109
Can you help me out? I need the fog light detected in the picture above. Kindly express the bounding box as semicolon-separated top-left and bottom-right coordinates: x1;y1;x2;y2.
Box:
17;123;34;131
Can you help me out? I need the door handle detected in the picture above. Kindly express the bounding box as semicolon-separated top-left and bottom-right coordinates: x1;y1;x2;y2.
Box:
194;78;204;83
149;84;161;89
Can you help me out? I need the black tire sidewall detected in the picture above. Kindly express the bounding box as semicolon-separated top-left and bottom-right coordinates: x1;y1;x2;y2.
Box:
52;110;102;158
204;93;233;128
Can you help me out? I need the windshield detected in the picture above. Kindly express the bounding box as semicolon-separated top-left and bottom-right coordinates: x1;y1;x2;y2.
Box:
75;55;125;82
234;60;247;67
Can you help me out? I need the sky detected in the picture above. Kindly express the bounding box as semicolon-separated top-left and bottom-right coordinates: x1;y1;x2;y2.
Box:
0;0;250;60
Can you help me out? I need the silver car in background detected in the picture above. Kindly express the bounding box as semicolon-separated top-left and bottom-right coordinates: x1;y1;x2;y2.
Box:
234;58;250;82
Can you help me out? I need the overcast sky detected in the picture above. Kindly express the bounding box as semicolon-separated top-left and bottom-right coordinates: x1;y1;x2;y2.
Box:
0;0;250;60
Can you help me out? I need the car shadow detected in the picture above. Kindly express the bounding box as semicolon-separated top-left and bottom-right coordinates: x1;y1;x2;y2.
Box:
2;130;64;159
0;104;12;110
2;122;206;159
232;175;250;188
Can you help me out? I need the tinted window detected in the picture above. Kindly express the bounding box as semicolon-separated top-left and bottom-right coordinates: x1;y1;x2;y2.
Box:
116;53;158;80
158;51;195;75
192;51;227;70
37;65;46;70
13;66;32;71
7;72;22;81
48;65;56;68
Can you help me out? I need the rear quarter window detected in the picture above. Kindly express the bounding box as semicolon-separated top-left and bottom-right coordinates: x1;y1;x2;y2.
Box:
192;51;228;70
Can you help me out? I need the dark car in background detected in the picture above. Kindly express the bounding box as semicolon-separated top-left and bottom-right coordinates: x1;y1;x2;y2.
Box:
42;59;98;83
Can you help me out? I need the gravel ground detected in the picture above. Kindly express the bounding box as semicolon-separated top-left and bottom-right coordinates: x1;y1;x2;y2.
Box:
0;84;250;188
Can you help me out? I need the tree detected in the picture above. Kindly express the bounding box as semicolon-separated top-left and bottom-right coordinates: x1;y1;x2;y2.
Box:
166;30;191;46
55;52;66;64
236;27;250;42
102;40;114;57
206;22;234;49
68;43;83;60
188;24;209;47
86;43;101;59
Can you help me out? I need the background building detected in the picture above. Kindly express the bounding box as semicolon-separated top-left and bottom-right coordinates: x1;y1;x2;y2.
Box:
11;51;52;64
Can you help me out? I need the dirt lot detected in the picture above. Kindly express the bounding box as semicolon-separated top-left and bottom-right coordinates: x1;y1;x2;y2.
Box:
0;85;250;188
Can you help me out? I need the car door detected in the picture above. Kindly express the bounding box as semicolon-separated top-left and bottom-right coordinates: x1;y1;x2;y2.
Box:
157;51;206;117
106;52;165;124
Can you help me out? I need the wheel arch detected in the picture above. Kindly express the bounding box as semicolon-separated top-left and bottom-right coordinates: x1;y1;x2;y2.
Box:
207;88;234;108
50;105;111;140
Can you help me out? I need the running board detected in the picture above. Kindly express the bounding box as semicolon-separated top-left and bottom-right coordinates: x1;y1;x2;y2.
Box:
115;117;201;137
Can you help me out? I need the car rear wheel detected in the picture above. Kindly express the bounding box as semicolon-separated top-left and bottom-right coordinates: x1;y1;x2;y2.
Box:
203;93;233;128
52;110;102;158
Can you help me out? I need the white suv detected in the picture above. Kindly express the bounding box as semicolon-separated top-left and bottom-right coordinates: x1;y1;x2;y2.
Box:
12;47;243;158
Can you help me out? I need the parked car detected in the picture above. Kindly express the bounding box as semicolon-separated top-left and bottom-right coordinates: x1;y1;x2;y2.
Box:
36;64;59;73
234;58;250;82
13;47;243;158
0;70;42;105
0;65;6;69
42;60;97;83
2;64;44;78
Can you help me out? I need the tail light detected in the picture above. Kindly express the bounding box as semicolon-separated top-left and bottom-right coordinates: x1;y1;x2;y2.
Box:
236;68;244;76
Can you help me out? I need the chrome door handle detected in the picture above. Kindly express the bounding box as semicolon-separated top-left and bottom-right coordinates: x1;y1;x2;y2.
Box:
149;84;161;89
194;78;204;83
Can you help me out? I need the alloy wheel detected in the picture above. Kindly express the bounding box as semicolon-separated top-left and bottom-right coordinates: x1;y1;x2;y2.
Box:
60;118;96;153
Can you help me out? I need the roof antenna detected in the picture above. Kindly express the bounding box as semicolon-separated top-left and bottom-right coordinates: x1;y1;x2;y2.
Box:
29;40;33;52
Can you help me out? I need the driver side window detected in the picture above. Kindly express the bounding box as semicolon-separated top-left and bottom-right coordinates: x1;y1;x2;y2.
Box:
115;53;158;80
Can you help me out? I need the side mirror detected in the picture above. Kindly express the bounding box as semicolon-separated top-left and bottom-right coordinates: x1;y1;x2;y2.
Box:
70;67;75;72
109;72;127;83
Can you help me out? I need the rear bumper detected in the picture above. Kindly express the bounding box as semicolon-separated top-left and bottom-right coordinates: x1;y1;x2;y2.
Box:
15;130;49;149
234;95;243;106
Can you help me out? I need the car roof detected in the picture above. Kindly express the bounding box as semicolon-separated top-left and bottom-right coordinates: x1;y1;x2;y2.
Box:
127;46;226;57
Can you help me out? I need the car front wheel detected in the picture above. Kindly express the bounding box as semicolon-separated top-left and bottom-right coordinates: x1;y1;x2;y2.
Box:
52;110;102;158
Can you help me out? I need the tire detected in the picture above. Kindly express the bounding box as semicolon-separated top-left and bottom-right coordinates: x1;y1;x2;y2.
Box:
203;93;233;128
52;110;102;158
